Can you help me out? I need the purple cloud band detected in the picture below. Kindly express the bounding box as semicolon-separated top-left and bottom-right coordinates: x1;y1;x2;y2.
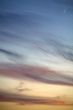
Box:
0;64;73;86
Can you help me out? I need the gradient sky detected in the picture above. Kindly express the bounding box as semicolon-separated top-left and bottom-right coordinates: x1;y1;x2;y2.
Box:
0;0;73;98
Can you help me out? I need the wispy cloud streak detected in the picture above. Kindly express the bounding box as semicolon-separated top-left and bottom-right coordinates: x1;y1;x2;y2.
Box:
0;64;73;86
0;49;23;62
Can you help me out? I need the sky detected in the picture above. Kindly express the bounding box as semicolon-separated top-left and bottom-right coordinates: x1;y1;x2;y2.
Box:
0;0;73;98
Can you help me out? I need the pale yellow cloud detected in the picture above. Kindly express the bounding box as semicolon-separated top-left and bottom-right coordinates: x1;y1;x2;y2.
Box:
0;76;73;98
